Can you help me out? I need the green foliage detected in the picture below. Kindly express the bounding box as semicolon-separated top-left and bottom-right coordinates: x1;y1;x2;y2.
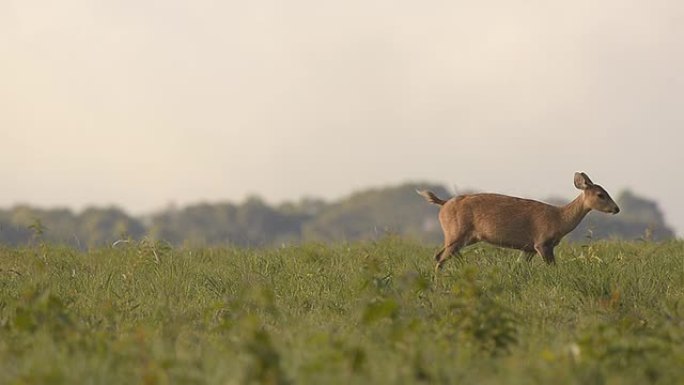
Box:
362;298;400;324
444;267;519;355
3;239;681;384
244;329;291;385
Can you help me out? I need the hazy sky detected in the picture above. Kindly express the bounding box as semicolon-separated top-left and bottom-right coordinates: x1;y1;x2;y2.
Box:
1;0;683;234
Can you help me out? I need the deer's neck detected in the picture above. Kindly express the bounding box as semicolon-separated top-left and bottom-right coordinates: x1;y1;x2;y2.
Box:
559;194;591;237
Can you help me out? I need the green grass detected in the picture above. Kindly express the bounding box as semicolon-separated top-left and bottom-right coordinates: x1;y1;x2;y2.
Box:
1;238;683;384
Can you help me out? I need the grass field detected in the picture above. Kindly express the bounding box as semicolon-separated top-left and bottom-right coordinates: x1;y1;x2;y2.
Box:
1;238;683;384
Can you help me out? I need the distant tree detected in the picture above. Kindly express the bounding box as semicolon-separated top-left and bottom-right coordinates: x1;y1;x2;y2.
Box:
0;206;144;248
0;206;79;246
149;196;309;247
0;184;675;248
77;207;146;247
149;203;239;245
302;183;449;243
0;208;32;245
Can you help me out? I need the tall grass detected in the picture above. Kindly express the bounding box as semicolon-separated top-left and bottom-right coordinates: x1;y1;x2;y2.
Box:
0;238;682;384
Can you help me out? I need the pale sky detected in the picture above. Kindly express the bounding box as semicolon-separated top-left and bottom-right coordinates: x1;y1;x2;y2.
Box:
1;0;683;235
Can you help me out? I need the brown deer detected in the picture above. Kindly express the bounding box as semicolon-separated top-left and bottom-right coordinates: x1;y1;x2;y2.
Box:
418;172;619;270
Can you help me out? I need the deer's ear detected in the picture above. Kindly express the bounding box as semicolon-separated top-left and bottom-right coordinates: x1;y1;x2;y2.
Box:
574;172;594;190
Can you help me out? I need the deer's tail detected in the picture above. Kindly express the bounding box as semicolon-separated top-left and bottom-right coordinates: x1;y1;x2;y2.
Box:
416;190;448;206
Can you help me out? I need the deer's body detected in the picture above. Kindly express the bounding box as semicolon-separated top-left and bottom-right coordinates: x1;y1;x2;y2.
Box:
419;172;619;269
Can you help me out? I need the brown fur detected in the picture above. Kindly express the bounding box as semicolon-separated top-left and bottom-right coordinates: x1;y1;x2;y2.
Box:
418;172;619;270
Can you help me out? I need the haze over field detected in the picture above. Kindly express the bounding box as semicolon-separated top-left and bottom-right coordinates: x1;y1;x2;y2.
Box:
1;1;683;235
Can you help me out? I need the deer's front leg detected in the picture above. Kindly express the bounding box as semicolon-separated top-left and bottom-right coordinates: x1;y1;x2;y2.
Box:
534;242;556;265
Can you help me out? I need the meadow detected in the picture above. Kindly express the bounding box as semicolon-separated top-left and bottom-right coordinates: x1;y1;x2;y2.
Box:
0;238;683;384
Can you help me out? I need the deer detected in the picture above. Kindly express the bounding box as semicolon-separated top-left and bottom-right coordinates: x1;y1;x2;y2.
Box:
418;172;620;271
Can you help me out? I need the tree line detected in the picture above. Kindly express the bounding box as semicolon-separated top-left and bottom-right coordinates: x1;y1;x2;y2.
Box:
0;183;674;248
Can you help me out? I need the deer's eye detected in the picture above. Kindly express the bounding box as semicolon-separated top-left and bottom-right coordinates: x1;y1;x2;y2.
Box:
597;193;606;199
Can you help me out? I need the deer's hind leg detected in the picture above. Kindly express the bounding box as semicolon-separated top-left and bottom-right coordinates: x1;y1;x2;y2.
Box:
434;233;472;272
434;209;473;272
